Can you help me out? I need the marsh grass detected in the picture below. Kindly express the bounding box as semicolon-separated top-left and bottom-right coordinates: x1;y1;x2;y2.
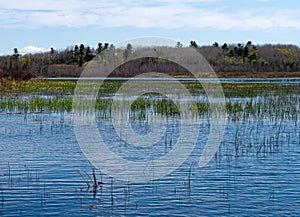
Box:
0;78;76;93
1;77;297;94
0;182;3;213
41;183;48;207
1;85;299;124
0;162;52;214
0;96;73;113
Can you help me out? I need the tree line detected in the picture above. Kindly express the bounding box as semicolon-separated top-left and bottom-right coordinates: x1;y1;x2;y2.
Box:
1;41;300;79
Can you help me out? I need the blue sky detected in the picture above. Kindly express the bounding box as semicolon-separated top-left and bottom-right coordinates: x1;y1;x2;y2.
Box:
0;0;300;55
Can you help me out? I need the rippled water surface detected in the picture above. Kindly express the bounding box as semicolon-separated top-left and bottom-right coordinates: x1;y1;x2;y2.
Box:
1;81;300;216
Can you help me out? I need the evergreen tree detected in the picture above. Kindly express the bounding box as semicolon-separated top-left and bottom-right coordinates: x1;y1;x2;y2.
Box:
189;41;198;48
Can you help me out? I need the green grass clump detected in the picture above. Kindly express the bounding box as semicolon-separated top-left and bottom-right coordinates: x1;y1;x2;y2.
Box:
0;97;73;113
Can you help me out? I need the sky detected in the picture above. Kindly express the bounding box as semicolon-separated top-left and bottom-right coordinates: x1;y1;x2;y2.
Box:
0;0;300;55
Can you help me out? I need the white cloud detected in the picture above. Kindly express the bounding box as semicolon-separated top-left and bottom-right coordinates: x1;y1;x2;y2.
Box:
0;0;300;31
19;45;48;54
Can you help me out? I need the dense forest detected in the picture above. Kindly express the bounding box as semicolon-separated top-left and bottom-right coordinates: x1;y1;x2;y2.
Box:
1;41;300;79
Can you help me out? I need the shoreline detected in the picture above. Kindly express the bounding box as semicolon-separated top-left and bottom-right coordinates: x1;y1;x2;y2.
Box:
33;71;300;79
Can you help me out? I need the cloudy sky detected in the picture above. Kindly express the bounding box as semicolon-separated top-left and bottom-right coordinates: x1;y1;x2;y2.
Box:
0;0;299;54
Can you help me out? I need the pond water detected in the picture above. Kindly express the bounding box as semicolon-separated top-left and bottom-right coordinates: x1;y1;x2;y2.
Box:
1;80;300;216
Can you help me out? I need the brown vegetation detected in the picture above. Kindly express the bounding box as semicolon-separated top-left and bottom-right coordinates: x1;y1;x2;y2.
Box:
1;42;300;78
0;69;33;80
